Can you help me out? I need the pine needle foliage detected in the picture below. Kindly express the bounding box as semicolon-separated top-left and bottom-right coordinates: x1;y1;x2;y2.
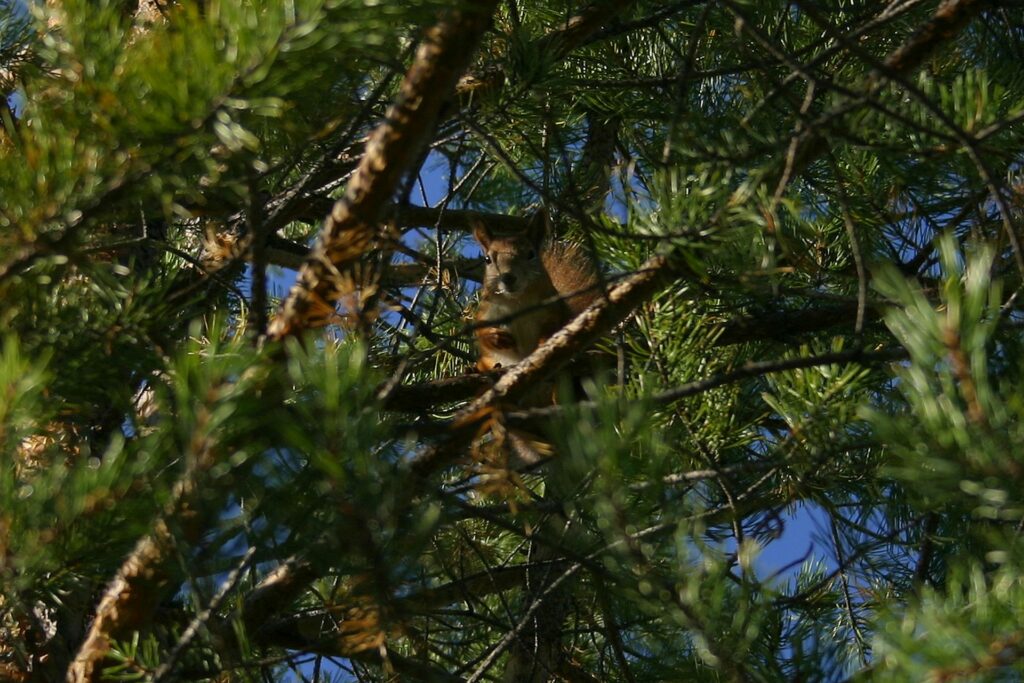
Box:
2;0;1024;681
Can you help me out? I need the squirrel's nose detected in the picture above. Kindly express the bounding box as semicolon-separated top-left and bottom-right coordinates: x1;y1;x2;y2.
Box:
500;273;517;291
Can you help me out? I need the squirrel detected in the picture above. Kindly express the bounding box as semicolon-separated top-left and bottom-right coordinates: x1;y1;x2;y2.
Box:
473;210;600;373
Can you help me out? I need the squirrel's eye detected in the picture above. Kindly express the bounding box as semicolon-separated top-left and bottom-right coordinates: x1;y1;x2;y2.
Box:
484;254;492;264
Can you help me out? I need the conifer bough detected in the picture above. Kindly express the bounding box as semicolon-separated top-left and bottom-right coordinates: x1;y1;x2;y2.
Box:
267;2;500;341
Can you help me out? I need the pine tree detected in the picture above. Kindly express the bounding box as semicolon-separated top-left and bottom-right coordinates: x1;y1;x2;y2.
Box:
2;0;1024;681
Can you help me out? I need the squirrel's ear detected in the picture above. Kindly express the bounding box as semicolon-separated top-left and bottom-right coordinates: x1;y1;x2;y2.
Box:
472;221;492;248
526;208;551;247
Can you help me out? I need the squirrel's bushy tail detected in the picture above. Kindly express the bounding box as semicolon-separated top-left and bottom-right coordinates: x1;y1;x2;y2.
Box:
542;241;601;316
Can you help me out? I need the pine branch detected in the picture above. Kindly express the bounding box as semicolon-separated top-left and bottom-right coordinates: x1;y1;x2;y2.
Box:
454;0;643;99
242;232;483;287
586;0;706;44
67;428;219;683
715;303;883;346
724;0;990;197
536;0;640;59
267;1;500;340
881;0;988;77
796;0;1024;279
506;346;909;428
394;204;532;234
378;304;889;416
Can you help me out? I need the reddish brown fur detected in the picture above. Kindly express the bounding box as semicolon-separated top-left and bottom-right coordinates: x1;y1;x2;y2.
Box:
473;211;599;372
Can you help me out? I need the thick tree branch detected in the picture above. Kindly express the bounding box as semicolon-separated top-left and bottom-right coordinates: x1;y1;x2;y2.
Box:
67;432;219;683
267;2;499;340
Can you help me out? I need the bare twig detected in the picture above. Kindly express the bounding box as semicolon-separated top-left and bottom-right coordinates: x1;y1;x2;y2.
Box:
150;547;257;683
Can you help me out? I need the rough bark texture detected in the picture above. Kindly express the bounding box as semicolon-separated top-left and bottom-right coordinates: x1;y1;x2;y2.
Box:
67;444;211;683
267;2;500;340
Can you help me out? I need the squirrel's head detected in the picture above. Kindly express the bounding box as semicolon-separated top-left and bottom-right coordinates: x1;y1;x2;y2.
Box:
473;210;549;296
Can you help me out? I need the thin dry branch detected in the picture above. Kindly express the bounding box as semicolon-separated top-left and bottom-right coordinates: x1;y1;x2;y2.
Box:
279;198;538;234
267;2;499;340
395;204;531;234
262;235;484;284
